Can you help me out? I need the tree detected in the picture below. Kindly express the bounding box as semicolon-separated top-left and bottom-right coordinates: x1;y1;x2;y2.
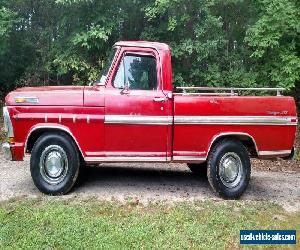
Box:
245;0;300;90
0;0;299;110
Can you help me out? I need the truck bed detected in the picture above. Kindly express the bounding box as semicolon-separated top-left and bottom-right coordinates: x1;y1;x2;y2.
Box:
173;95;297;160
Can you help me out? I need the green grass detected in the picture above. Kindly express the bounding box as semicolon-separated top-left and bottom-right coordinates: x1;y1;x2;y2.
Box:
0;199;299;249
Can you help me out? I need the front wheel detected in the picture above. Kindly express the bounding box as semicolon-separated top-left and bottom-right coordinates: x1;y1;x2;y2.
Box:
30;133;80;195
207;139;251;199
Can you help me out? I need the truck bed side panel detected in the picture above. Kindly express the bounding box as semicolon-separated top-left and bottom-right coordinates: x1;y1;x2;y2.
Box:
173;96;297;160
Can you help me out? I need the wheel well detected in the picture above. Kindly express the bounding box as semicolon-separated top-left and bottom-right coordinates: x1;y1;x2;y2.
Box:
209;134;258;157
26;128;84;159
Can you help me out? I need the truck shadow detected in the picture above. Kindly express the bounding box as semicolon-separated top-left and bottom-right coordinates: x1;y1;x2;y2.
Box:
73;164;214;198
77;164;208;184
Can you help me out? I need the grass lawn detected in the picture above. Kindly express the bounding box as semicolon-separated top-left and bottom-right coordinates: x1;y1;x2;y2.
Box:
0;199;299;249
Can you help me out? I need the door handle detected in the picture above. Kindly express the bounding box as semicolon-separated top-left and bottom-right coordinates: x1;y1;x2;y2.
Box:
153;97;166;103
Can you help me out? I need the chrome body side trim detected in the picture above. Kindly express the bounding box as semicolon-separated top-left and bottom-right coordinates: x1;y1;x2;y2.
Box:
105;115;173;125
85;156;170;163
258;150;291;156
104;115;297;126
172;156;206;162
174;116;297;126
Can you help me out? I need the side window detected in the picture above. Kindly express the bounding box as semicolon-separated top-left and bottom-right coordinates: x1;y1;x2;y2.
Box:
113;54;158;90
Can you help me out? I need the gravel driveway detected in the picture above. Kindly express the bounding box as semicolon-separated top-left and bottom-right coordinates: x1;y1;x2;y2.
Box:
1;152;300;211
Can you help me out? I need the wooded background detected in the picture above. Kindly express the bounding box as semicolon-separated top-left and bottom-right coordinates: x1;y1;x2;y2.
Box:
0;0;299;108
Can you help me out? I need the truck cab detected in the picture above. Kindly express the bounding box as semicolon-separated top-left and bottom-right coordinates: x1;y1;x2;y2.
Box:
97;41;173;162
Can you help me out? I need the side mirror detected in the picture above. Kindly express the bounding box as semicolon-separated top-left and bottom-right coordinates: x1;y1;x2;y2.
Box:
121;81;130;94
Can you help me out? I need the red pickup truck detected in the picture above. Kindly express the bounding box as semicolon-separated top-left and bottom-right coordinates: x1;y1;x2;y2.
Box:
2;41;298;199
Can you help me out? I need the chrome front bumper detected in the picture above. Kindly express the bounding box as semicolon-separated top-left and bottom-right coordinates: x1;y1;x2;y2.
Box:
1;142;12;161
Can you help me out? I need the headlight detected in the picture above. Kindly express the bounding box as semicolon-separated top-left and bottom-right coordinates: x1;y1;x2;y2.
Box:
3;107;14;138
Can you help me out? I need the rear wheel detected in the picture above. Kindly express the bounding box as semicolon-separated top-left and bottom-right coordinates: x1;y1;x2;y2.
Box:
30;133;80;195
187;162;207;177
207;139;251;199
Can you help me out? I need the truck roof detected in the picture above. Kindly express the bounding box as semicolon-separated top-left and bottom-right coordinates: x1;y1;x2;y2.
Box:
114;41;170;51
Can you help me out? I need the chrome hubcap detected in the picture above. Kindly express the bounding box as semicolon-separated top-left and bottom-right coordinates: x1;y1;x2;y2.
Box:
219;152;243;188
40;145;68;185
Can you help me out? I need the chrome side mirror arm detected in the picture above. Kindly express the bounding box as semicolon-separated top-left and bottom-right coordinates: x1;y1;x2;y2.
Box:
120;81;130;94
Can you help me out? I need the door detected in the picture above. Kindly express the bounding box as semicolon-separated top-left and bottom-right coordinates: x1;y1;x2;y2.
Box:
104;50;172;161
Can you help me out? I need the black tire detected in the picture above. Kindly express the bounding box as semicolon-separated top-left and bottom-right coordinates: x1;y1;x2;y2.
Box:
187;162;207;177
207;138;251;199
30;132;80;195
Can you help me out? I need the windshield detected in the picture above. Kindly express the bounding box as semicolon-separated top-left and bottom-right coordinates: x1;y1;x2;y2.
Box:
99;48;117;85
